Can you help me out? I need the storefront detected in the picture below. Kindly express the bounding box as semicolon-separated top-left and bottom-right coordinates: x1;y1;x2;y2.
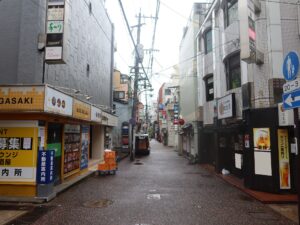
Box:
0;85;117;199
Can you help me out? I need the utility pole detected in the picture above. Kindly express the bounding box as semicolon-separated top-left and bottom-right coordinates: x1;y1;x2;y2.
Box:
130;11;142;161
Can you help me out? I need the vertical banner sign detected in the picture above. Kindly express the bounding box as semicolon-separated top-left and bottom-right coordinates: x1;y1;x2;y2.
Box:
277;129;291;189
37;150;55;184
45;0;65;62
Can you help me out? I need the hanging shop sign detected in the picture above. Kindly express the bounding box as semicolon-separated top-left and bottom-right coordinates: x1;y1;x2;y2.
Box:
91;106;102;123
80;126;89;170
44;86;73;116
48;0;65;6
217;93;235;119
73;99;91;121
47;21;64;34
0;125;38;183
47;7;64;21
0;86;44;111
45;46;63;60
46;34;63;46
277;129;291;189
37;150;55;184
253;128;272;176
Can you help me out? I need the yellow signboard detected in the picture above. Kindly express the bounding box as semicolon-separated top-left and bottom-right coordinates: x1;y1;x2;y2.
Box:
277;129;291;189
0;127;38;182
73;99;91;121
0;86;44;111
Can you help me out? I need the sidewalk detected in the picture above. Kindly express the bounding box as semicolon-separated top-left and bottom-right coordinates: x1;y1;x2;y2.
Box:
201;164;298;223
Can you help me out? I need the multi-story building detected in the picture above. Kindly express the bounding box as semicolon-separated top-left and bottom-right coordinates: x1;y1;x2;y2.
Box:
0;0;117;200
197;0;299;193
112;69;131;152
179;3;207;160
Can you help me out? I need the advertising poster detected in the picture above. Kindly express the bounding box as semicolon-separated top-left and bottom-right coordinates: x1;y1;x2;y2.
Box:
277;129;291;189
80;126;89;170
37;150;55;184
253;128;271;151
0;127;37;182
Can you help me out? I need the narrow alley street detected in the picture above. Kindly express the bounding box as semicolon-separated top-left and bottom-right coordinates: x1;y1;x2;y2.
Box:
8;141;297;225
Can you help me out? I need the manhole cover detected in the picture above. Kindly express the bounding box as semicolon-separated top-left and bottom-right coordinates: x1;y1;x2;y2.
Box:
248;211;279;221
83;199;113;208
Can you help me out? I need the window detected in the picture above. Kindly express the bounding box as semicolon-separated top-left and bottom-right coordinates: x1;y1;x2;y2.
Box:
225;0;238;27
205;75;214;101
204;29;212;54
113;91;125;99
225;53;241;90
120;74;128;84
164;88;171;95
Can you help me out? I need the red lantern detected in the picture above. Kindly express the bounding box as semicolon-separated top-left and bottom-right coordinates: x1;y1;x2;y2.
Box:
179;118;185;125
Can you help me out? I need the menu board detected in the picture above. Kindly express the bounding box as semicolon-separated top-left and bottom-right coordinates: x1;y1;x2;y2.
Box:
63;125;80;175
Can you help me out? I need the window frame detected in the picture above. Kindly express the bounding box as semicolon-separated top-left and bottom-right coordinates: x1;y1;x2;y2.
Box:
224;0;238;28
113;91;125;99
204;74;214;102
225;53;241;90
204;29;212;54
120;74;128;84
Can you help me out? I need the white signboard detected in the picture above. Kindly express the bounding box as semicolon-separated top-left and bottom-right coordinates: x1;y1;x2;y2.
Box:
217;94;235;119
47;21;64;34
254;151;272;176
91;106;102;123
44;86;73;116
48;0;65;6
0;167;36;182
47;8;64;20
45;46;62;60
278;103;294;126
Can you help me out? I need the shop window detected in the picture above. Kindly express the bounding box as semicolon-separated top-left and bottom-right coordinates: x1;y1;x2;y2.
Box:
120;74;128;84
204;29;212;54
225;0;238;27
205;74;214;101
113;91;125;99
225;53;241;90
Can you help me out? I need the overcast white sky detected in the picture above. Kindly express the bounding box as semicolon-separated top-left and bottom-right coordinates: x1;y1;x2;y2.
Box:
105;0;198;98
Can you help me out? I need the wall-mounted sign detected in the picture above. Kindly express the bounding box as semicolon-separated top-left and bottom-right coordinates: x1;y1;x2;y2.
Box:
277;129;291;189
80;126;89;170
47;7;64;21
0;86;44;111
46;34;63;47
47;21;64;34
0;125;38;183
73;99;91;121
278;103;294;126
253;128;271;151
91;106;102;123
44;86;73;116
283;51;299;81
48;0;65;6
45;46;62;60
217;93;235;119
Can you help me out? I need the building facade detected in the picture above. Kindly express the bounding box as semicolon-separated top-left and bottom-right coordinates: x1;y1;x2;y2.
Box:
197;0;299;193
0;0;117;200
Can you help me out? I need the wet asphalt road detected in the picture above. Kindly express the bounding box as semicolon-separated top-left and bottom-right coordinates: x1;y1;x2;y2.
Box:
27;140;296;225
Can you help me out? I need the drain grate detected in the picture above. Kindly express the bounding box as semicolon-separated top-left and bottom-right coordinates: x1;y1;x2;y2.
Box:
83;199;113;208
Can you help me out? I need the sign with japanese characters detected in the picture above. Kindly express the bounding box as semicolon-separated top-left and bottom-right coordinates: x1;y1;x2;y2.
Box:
0;86;44;111
47;21;64;34
0;127;37;182
44;86;73;116
37;150;55;184
277;129;291;189
91;106;102;123
73;99;91;121
47;7;64;21
217;93;235;119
